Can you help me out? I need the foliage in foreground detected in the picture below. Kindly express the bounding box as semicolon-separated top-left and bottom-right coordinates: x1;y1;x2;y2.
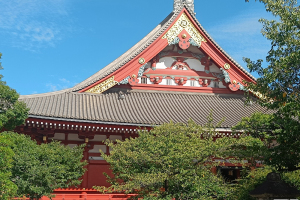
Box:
0;132;87;200
229;166;300;200
241;0;300;172
95;116;264;200
0;135;17;199
244;0;300;108
231;0;300;197
0;53;28;131
233;112;300;172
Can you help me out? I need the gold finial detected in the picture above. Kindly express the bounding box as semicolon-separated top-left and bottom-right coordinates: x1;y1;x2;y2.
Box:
138;58;145;64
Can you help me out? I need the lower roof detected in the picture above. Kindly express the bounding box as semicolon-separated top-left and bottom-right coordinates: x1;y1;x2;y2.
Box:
19;89;271;128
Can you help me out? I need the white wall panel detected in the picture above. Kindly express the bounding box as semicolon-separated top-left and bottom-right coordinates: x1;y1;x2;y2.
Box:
157;57;175;69
210;64;221;73
68;144;78;148
89;145;107;153
91;135;107;142
109;135;122;141
185;59;204;71
51;133;65;140
68;134;84;141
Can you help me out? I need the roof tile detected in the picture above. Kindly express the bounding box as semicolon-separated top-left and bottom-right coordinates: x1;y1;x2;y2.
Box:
19;90;273;128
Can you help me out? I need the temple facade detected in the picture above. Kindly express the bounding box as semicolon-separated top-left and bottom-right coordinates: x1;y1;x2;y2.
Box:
16;1;270;199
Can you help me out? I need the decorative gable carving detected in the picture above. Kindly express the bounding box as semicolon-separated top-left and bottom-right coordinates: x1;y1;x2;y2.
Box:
86;76;118;94
81;8;254;95
170;57;190;70
162;13;206;47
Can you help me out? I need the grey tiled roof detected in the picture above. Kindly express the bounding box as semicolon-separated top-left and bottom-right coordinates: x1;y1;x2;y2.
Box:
20;90;271;128
70;4;255;92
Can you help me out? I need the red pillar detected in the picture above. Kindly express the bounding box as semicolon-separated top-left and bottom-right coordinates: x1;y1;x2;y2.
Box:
211;166;217;175
82;146;89;188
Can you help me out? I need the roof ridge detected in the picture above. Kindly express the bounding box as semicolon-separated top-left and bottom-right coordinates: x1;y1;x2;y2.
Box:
19;88;72;99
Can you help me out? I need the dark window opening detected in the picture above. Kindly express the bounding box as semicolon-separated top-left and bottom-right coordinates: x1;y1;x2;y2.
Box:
217;167;241;183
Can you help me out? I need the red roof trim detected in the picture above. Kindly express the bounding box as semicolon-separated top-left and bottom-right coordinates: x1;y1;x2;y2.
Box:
79;8;255;93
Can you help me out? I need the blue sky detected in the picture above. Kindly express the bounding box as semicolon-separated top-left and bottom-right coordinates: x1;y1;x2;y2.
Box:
0;0;273;95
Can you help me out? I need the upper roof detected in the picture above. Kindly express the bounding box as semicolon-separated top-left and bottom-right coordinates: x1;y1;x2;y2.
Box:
70;3;255;92
19;4;263;127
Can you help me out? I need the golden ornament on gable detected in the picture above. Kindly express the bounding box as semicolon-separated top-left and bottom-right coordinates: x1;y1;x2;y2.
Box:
162;13;206;47
138;58;145;64
180;20;188;28
86;76;118;94
224;63;231;70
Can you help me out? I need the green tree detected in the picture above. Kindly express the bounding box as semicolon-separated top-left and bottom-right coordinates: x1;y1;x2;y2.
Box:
95;117;263;200
0;53;29;131
1;132;87;200
230;0;300;197
229;166;300;200
0;52;28;199
233;112;300;172
0;135;17;199
238;0;300;171
0;53;87;199
244;0;300;109
229;166;273;200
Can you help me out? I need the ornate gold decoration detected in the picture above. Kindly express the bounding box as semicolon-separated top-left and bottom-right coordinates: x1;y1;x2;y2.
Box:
86;76;118;94
162;13;206;47
224;63;231;70
181;20;188;28
139;58;145;64
132;74;136;78
182;34;187;39
232;80;237;84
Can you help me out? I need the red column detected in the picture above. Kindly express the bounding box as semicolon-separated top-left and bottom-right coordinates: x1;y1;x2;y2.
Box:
211;166;217;175
82;146;89;188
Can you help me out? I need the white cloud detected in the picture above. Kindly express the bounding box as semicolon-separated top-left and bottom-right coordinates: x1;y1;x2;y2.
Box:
59;78;70;84
46;83;58;92
0;0;72;50
46;78;76;92
206;12;272;71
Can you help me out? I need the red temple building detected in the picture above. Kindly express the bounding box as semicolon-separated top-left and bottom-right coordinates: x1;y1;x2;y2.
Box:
16;1;270;199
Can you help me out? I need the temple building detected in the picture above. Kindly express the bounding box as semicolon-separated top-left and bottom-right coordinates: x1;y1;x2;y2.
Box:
16;0;269;199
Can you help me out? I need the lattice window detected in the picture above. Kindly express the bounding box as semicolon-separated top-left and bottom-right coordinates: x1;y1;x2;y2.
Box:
141;77;147;84
166;79;172;85
190;80;195;87
214;81;219;88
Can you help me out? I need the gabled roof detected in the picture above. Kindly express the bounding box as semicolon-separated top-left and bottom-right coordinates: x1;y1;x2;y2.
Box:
19;4;265;127
70;3;255;93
